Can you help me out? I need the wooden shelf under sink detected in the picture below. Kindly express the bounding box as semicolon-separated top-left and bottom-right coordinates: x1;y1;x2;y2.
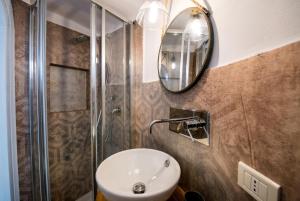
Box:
96;186;185;201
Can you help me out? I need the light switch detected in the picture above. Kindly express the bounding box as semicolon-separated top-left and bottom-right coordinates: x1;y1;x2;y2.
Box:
259;181;268;201
238;161;281;201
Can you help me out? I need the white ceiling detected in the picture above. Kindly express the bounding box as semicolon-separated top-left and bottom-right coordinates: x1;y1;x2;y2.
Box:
93;0;146;21
47;0;146;35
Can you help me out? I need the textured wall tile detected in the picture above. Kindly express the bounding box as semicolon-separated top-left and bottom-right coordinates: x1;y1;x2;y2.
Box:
49;66;87;112
132;26;300;201
48;111;91;201
47;22;91;201
240;43;300;201
46;22;90;70
13;1;32;200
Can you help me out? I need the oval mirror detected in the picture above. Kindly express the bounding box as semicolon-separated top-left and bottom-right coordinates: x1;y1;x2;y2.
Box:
158;7;213;93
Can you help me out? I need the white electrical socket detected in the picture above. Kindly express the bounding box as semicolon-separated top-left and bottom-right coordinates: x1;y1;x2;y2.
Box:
238;161;281;201
251;177;259;194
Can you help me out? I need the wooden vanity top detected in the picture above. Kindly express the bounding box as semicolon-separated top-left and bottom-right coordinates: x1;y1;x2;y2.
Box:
96;186;185;201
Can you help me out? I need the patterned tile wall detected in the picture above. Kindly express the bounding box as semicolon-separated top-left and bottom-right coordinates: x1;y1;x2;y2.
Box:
47;22;91;201
48;111;90;201
13;1;32;200
132;25;300;201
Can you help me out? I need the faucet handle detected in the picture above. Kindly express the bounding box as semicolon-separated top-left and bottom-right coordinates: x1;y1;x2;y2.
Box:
176;122;183;132
183;118;206;130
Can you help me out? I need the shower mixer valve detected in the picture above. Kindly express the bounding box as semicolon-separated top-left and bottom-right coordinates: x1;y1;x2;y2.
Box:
112;107;121;115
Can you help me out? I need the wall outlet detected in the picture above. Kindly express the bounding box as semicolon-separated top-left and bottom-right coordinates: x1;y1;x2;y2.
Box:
238;161;281;201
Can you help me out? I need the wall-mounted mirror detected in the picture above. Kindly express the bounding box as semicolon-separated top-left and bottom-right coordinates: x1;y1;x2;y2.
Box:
158;7;213;93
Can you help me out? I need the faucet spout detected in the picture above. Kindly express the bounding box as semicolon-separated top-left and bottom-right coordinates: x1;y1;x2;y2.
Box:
149;116;201;134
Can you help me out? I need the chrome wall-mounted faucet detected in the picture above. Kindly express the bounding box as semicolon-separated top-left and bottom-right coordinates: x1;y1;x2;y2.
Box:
149;116;203;134
149;108;210;146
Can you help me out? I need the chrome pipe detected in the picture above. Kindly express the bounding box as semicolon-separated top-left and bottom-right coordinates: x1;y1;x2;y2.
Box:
149;116;202;134
90;3;98;201
29;5;39;201
101;8;106;162
36;0;50;200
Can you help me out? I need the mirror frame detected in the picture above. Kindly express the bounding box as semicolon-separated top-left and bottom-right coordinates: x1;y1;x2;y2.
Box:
157;7;214;93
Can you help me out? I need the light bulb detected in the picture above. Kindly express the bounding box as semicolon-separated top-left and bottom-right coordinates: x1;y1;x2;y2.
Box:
183;15;208;42
136;0;169;27
171;62;176;69
190;19;202;38
147;2;159;24
170;54;176;69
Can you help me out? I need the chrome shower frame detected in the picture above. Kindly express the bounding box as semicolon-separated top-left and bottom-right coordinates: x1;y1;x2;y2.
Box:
28;0;50;201
90;4;99;200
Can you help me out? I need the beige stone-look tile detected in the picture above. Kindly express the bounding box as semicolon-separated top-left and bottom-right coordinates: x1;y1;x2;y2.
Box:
132;38;300;201
240;43;300;201
46;22;90;70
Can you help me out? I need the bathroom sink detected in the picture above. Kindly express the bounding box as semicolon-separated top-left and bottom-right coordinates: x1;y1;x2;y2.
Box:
96;148;181;201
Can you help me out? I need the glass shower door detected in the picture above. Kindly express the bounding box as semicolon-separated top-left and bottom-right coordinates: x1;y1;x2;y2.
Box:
28;1;131;200
90;3;131;199
102;11;131;159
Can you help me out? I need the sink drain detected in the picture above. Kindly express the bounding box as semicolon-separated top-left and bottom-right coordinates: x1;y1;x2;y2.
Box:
132;182;146;194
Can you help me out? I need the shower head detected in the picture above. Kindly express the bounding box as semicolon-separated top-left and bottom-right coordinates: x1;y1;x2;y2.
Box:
71;35;89;44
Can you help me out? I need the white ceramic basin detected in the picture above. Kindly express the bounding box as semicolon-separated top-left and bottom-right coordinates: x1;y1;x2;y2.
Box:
96;148;181;201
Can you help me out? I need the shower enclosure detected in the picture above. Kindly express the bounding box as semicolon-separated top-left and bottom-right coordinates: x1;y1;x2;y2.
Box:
91;3;132;199
28;1;132;201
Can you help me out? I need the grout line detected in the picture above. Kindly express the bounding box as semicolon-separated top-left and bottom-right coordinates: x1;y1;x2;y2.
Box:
240;94;255;167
